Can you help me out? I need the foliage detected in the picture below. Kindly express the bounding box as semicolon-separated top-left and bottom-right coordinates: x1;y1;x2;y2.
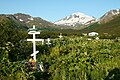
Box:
0;35;120;80
38;29;82;39
0;16;30;61
39;37;120;80
0;17;120;79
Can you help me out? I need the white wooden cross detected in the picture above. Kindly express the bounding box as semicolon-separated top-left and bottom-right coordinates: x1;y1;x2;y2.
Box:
59;33;63;39
27;25;44;61
46;38;51;47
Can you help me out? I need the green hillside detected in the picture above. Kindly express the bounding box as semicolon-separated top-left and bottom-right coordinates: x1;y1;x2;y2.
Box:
81;15;120;35
0;15;28;30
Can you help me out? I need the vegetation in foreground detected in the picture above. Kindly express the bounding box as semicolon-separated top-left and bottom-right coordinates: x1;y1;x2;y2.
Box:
0;36;120;80
0;17;120;80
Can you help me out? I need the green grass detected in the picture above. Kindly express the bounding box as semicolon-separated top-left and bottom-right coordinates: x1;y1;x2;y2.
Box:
82;15;120;35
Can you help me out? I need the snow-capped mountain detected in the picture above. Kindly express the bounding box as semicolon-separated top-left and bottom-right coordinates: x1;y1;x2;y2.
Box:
99;9;120;23
54;12;96;26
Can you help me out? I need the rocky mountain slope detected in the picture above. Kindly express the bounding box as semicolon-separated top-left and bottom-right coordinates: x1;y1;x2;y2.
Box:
0;14;28;30
14;13;55;28
81;9;120;34
99;9;120;23
0;13;56;30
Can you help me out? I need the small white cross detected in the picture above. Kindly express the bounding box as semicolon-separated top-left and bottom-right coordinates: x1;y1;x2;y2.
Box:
46;38;51;47
59;33;63;39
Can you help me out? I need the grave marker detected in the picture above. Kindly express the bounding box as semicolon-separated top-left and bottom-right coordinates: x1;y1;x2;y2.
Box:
27;25;43;61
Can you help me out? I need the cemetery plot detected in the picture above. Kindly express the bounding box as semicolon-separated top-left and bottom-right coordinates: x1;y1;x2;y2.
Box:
0;28;120;80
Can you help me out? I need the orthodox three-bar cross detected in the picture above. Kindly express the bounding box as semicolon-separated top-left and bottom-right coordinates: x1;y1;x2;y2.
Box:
27;25;44;61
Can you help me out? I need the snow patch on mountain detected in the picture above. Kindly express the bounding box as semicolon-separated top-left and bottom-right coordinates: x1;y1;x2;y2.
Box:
28;17;34;21
19;19;24;22
54;12;96;26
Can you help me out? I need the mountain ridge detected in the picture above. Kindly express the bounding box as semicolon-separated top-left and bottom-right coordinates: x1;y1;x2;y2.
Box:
54;12;96;27
99;9;120;23
0;9;120;34
14;13;56;28
79;9;120;34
